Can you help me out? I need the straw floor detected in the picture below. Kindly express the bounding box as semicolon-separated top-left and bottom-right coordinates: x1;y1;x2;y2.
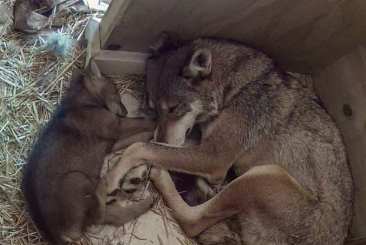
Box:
0;1;199;244
0;3;131;244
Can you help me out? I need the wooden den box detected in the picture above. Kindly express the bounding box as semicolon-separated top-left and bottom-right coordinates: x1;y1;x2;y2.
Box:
85;1;366;244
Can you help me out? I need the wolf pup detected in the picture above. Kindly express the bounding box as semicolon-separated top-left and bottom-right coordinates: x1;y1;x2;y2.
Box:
106;34;354;245
22;59;156;244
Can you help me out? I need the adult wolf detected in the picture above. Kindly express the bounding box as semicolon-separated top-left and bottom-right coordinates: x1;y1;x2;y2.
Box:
106;34;354;245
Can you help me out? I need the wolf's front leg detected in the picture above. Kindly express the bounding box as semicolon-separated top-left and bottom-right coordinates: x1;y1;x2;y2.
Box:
105;109;245;194
105;141;238;195
105;142;147;194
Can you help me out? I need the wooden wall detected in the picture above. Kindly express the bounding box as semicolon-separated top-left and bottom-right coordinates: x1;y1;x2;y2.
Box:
99;0;366;238
100;0;366;73
312;43;366;239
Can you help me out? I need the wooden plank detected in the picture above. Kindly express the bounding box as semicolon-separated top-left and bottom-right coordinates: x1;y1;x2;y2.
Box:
84;17;101;69
312;44;366;238
99;0;131;50
345;237;366;245
93;50;149;75
100;0;366;73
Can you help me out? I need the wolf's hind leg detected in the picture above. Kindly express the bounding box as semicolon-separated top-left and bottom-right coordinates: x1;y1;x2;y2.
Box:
150;165;316;238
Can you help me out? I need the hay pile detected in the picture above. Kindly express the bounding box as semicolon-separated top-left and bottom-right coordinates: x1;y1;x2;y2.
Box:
0;1;196;244
0;2;105;244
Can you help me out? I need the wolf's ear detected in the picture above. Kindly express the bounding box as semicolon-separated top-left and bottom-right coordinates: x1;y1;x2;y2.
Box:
89;59;102;78
149;32;182;57
182;49;212;79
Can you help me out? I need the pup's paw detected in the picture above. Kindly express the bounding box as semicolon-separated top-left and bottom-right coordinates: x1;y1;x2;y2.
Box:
105;173;122;195
121;165;149;193
144;194;155;208
106;191;135;205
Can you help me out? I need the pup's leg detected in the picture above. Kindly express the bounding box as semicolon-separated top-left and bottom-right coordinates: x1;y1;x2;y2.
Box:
57;172;96;243
117;117;157;138
67;109;156;140
104;195;154;226
150;164;316;237
111;131;155;152
89;178;108;225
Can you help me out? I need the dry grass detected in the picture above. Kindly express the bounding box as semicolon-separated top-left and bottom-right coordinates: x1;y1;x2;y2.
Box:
0;1;196;244
0;1;104;244
148;185;198;245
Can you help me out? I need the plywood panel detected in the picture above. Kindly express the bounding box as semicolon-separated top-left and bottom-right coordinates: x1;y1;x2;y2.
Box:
85;17;101;69
345;237;366;245
312;44;366;238
93;50;149;75
100;0;366;73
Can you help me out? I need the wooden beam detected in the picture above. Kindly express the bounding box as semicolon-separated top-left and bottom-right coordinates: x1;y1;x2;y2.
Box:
100;0;366;73
84;17;101;69
93;50;149;75
345;237;366;245
99;0;132;50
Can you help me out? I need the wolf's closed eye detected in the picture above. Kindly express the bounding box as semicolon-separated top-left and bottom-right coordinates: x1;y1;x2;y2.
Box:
169;105;179;114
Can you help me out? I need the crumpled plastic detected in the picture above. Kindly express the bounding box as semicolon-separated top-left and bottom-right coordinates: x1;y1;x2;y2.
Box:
14;0;108;33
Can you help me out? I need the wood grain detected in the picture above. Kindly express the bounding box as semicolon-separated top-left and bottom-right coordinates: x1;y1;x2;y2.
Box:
93;50;149;75
312;44;366;238
85;17;101;69
100;0;366;73
345;237;366;245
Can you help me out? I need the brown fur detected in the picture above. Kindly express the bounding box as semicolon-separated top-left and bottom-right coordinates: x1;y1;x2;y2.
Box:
22;60;156;244
169;145;242;245
107;35;354;245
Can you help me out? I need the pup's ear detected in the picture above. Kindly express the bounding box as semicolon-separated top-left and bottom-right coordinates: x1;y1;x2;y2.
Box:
71;68;83;81
182;49;212;79
149;32;182;57
70;68;83;86
89;59;102;78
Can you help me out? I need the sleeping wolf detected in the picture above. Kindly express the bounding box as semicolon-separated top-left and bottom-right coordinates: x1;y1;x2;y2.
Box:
22;60;156;244
106;34;354;245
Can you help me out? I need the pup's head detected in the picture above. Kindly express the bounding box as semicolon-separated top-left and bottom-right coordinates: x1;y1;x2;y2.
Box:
71;59;128;116
146;34;218;146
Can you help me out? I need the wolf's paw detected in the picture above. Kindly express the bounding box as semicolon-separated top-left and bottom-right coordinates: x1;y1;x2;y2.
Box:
121;164;149;193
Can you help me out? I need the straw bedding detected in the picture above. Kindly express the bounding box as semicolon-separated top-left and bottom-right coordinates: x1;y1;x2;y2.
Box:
0;1;318;242
0;1;199;244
